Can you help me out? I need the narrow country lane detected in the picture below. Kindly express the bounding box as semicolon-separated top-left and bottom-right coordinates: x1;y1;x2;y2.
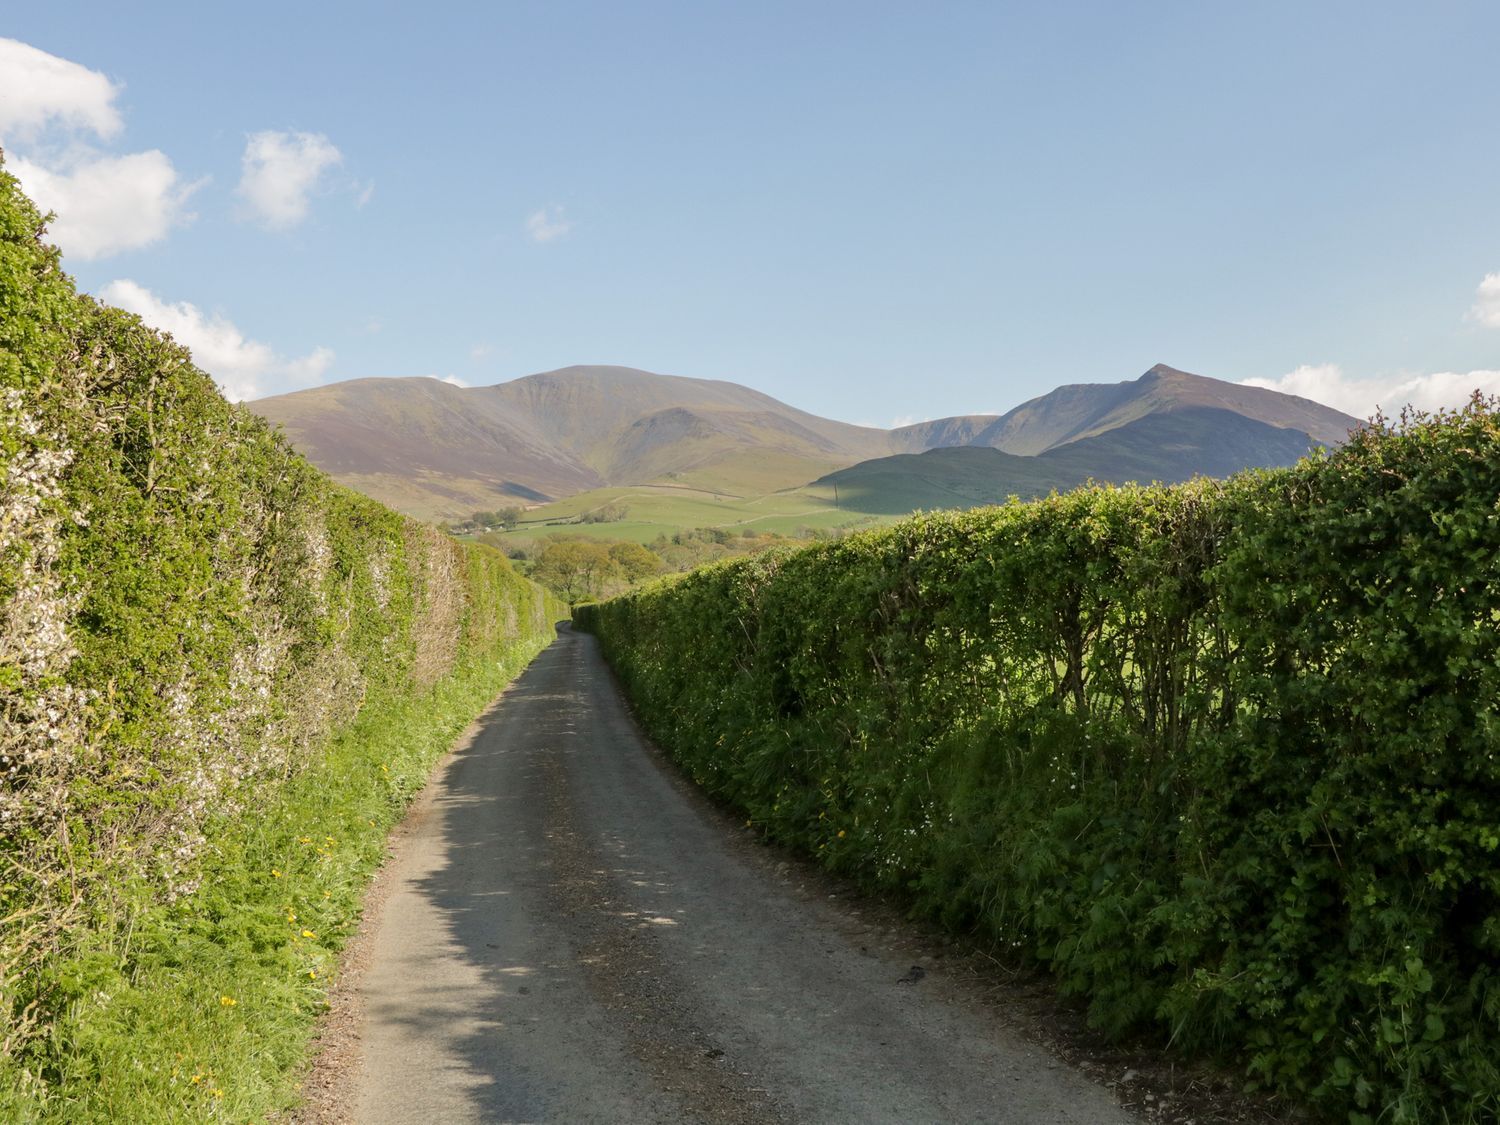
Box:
345;625;1135;1124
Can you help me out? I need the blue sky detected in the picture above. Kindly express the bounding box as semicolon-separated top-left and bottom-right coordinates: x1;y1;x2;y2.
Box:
4;1;1499;424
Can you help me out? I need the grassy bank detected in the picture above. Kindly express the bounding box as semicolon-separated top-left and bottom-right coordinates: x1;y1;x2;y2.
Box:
4;638;551;1123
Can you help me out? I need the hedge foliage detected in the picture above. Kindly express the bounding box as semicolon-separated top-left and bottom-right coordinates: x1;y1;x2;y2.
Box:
578;400;1500;1122
0;158;563;1103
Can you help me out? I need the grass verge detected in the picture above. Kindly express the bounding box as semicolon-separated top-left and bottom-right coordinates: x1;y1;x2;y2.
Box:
1;632;554;1124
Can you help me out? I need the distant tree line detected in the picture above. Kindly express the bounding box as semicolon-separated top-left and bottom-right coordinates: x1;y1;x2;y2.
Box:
450;500;634;536
451;506;526;534
488;523;874;606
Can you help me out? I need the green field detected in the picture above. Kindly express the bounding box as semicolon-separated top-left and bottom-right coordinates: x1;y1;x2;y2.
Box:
482;481;894;545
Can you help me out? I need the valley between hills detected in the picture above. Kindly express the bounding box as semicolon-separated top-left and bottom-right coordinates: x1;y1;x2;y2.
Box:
250;361;1360;543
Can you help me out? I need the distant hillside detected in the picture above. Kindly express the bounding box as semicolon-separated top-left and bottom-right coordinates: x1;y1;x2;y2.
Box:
251;362;1360;521
250;376;603;516
819;402;1347;514
889;415;1001;452
253;365;896;519
818;447;1080;515
1036;406;1324;481
971;363;1355;455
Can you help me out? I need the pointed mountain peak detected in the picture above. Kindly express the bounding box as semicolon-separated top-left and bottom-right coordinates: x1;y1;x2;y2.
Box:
1142;363;1191;380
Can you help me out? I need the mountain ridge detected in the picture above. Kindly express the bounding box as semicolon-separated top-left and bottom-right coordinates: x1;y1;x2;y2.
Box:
970;363;1356;455
249;363;1361;520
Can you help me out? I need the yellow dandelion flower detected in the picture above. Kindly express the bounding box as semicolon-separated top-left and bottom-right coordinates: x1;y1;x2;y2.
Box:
271;869;282;878
837;830;846;838
212;1088;224;1098
219;995;236;1007
302;929;316;938
190;1074;202;1085
307;969;317;979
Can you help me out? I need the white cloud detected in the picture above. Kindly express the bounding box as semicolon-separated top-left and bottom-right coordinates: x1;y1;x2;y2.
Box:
98;279;334;401
1469;273;1500;328
440;375;469;387
236;130;343;229
0;38;122;141
282;346;335;383
1243;363;1500;420
12;151;198;260
0;39;197;260
469;343;493;361
525;205;572;243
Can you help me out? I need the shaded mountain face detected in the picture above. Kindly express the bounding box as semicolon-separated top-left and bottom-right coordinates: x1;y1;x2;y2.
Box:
972;364;1357;455
249;362;1361;521
815;447;1081;516
889;415;1002;452
1035;406;1324;481
819;404;1340;514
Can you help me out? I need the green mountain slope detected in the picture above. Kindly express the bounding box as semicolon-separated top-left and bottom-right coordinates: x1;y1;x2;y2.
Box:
814;448;1078;514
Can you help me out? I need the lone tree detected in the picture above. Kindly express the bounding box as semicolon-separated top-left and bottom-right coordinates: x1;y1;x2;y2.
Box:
531;540;619;605
608;541;663;582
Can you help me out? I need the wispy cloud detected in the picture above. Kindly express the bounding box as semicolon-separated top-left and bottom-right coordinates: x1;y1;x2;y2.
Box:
1242;363;1500;420
525;205;572;243
236;130;344;229
469;343;493;361
99;279;333;401
1469;273;1500;328
440;374;469;387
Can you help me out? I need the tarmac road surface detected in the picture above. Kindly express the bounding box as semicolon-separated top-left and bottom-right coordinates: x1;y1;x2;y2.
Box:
350;624;1134;1124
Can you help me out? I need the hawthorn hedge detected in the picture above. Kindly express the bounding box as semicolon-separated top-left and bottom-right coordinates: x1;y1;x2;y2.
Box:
0;158;563;1106
578;401;1500;1122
